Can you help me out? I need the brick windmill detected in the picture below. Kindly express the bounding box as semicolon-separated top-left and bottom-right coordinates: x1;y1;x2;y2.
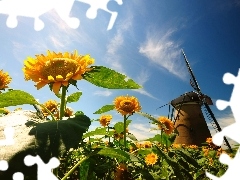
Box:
160;50;232;151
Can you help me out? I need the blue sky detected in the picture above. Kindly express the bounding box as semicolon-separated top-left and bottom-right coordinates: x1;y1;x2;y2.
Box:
0;0;240;143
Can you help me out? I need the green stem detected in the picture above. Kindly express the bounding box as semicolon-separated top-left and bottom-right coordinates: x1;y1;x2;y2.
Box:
60;86;67;120
38;103;56;121
123;115;127;149
108;126;110;143
61;156;89;180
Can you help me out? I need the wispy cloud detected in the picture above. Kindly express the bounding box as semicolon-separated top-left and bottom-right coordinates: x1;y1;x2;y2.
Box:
105;16;133;73
129;123;158;140
93;90;112;97
132;69;159;100
139;29;187;80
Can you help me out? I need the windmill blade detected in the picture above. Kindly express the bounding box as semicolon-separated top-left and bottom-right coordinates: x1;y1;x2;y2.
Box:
182;49;201;93
203;102;233;152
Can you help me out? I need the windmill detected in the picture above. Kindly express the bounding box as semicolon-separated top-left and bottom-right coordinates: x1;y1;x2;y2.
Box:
158;50;232;151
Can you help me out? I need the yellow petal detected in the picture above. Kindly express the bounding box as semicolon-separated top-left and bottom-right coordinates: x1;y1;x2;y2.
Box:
66;72;73;80
48;75;55;81
62;81;68;86
35;81;48;90
72;73;82;80
56;75;64;81
52;82;62;94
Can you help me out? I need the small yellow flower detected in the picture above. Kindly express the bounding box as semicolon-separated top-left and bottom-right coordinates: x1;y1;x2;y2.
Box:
157;116;174;135
188;145;198;149
64;107;74;117
41;100;58;117
145;152;158;166
0;108;10;115
114;95;141;116
14;108;22;111
206;137;212;144
99;115;112;127
172;144;181;148
0;69;12;90
22;50;94;94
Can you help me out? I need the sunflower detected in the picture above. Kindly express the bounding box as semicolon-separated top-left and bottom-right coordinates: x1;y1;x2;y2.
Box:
157;116;174;135
64;107;74;117
22;50;94;94
41;99;58;117
99;114;112;127
0;69;12;90
206;137;212;144
114;95;141;116
145;152;158;166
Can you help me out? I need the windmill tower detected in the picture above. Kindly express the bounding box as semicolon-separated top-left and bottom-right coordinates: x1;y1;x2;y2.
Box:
167;50;232;151
171;91;212;146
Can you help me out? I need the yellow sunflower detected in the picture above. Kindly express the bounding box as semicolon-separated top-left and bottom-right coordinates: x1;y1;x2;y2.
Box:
157;116;174;135
114;95;141;116
0;69;12;90
64;107;74;117
99;114;112;127
145;152;158;166
22;50;94;94
41;99;58;117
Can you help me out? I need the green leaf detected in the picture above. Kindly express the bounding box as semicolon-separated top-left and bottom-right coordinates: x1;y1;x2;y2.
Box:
98;148;130;161
145;134;162;143
83;127;107;138
114;120;132;133
83;66;141;89
176;150;200;168
75;110;84;116
0;90;37;108
136;111;159;124
93;104;114;114
126;133;138;141
66;92;82;103
79;160;90;180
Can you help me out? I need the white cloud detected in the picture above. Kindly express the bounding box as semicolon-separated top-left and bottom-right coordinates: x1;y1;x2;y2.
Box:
93;90;112;97
208;113;237;148
129;123;159;141
132;69;159;100
139;29;187;80
105;16;132;74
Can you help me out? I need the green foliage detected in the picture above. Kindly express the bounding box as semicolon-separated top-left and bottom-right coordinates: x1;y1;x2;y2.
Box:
0;90;37;108
93;104;115;114
98;148;130;161
83;127;107;138
83;66;142;89
114;120;132;133
66;92;82;103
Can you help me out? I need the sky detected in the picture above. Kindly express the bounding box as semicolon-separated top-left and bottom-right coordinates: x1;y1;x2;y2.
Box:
0;0;240;147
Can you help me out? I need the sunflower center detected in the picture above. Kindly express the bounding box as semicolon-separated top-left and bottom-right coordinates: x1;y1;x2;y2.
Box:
41;58;78;79
120;100;134;112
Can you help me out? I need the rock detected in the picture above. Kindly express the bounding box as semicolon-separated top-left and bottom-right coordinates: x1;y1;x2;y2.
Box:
0;110;91;180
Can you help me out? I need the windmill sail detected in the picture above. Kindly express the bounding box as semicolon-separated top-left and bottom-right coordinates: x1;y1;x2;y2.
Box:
181;49;232;152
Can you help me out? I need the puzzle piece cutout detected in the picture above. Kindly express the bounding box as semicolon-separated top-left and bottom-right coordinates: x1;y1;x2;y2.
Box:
76;0;123;30
206;68;240;179
0;0;123;31
0;126;14;146
0;155;59;179
24;155;60;180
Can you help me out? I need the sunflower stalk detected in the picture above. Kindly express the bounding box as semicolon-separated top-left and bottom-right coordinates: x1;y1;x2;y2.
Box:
60;156;89;180
38;103;56;121
60;86;67;120
123;115;127;149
